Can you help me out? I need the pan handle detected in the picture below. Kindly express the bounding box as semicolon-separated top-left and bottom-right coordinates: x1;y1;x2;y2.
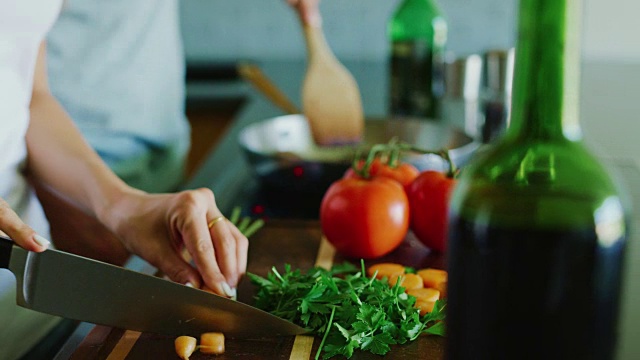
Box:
0;235;13;269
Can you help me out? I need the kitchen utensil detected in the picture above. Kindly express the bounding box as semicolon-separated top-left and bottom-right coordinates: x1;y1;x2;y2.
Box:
237;62;300;115
298;5;364;146
0;236;307;338
441;54;483;138
238;114;479;194
480;48;515;143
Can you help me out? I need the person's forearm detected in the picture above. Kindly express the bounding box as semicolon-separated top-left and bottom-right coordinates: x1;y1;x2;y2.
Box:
26;90;136;220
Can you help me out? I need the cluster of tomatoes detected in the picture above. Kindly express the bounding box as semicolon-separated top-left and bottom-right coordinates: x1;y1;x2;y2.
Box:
320;147;457;259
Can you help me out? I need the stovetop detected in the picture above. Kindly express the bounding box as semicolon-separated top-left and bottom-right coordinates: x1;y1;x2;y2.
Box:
232;178;328;220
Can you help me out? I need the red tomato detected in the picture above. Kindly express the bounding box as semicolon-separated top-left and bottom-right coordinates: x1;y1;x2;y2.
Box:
343;159;419;192
320;176;409;259
407;171;456;252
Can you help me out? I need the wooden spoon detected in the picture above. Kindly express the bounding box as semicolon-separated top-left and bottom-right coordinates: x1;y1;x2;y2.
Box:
296;3;365;146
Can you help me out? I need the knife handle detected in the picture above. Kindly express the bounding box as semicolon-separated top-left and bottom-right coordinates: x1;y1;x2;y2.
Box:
0;235;13;269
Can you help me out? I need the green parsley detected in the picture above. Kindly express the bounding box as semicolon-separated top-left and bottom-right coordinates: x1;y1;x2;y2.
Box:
248;261;446;359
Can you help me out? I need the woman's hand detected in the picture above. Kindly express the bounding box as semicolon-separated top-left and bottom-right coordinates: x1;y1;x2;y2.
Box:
0;197;50;252
101;188;248;298
25;42;247;298
287;0;321;27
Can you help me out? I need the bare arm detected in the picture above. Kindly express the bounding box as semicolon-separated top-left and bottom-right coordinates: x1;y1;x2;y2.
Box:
8;42;249;297
26;42;133;218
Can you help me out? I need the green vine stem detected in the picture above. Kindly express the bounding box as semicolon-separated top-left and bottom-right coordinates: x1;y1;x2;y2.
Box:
350;139;457;179
352;143;388;179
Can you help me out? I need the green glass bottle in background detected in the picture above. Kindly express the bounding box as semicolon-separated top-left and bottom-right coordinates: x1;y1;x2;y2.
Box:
388;0;447;119
446;0;628;359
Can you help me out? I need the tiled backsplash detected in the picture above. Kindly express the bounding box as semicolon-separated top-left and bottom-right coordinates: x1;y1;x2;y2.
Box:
179;0;517;62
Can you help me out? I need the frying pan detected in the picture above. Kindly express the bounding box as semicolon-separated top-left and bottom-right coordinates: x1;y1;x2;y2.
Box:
238;114;479;195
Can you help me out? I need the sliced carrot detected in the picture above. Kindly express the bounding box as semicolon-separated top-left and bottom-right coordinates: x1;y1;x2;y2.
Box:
415;298;436;316
174;336;197;360
200;332;225;355
408;287;441;303
417;268;448;288
388;273;424;291
367;263;405;281
435;280;448;299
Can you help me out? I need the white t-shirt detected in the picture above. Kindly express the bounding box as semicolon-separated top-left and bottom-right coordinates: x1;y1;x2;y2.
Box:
0;1;65;359
46;0;190;193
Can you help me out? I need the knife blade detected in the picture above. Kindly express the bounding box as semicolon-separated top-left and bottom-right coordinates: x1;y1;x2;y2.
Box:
0;236;307;338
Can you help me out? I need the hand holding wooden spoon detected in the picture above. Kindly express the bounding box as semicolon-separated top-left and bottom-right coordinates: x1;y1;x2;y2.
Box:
287;0;322;27
289;0;365;146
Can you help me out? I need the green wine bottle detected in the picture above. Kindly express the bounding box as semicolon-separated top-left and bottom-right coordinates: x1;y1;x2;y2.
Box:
446;0;628;359
388;0;447;119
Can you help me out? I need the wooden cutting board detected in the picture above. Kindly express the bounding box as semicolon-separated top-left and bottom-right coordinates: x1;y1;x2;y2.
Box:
67;220;445;360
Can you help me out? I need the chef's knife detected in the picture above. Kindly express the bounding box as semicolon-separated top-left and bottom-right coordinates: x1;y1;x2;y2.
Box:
0;236;307;338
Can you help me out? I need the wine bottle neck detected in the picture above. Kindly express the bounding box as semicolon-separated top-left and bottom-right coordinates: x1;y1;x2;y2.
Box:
507;0;583;142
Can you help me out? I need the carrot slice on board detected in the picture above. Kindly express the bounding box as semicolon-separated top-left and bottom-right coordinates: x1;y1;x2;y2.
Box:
389;273;424;291
417;268;448;288
415;298;437;316
435;279;447;299
408;288;441;303
200;332;225;355
174;336;197;360
367;263;405;281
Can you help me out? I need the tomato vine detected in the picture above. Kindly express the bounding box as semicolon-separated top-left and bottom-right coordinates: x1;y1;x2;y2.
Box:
350;138;457;179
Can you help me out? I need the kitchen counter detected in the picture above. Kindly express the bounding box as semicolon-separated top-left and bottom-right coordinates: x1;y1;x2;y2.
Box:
54;59;640;359
182;59;640;360
56;220;447;359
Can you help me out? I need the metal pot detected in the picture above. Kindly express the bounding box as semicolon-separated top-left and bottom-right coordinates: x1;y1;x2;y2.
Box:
238;114;479;194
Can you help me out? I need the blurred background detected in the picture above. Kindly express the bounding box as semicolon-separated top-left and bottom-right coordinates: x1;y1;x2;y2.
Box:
180;0;639;63
178;4;640;359
180;0;639;162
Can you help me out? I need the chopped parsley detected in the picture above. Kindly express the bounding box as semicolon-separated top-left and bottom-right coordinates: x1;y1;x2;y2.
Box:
248;261;446;359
